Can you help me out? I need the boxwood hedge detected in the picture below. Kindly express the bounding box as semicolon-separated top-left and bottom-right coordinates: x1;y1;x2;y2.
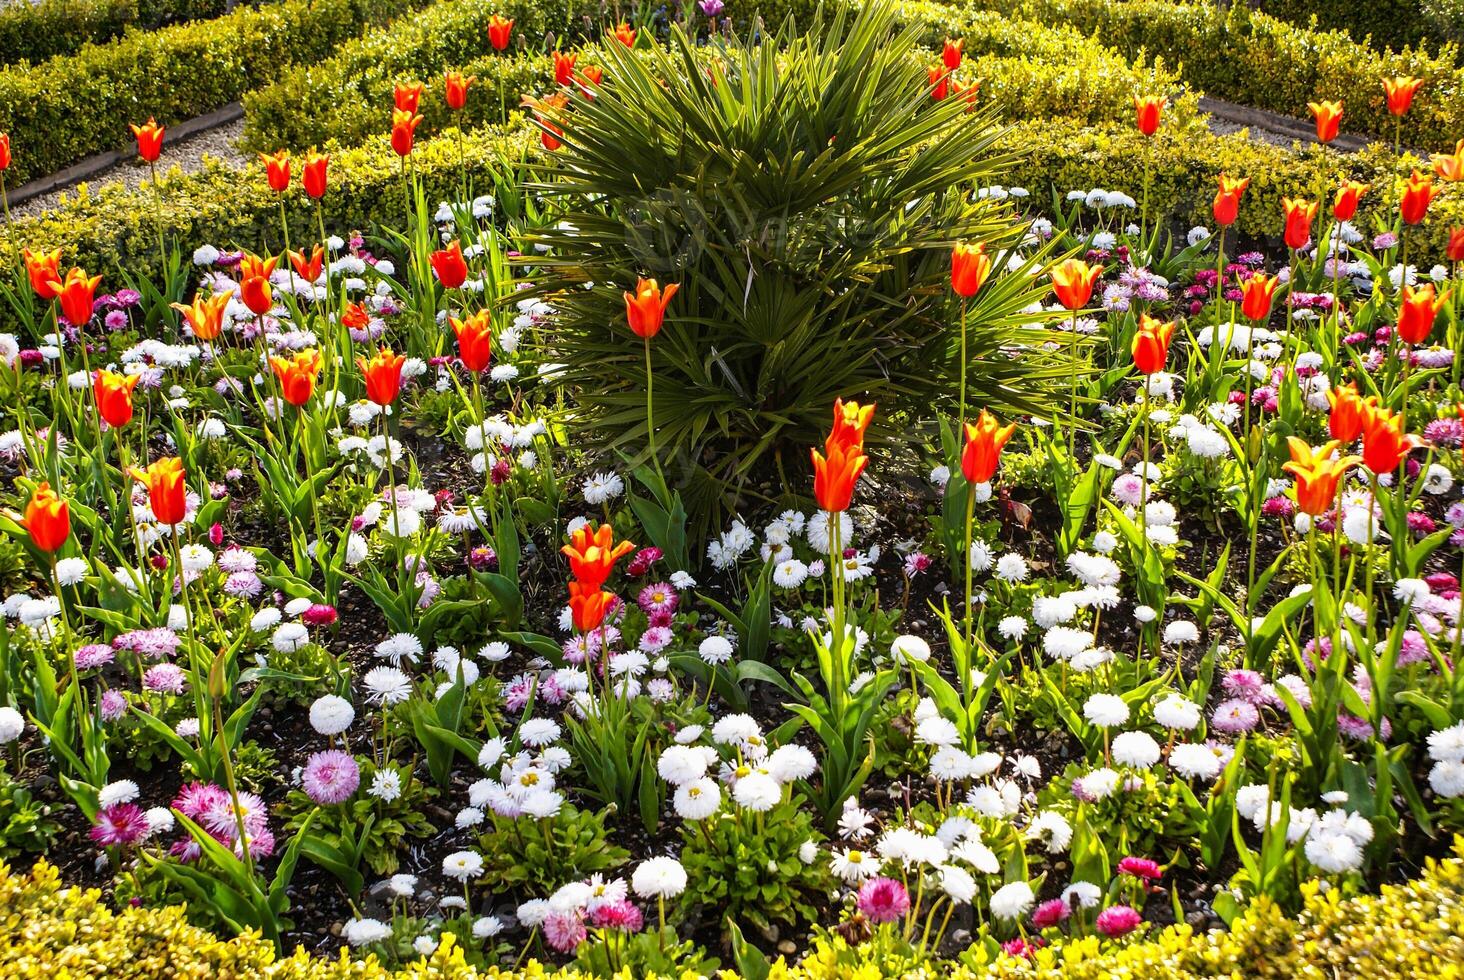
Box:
0;0;233;68
0;0;423;188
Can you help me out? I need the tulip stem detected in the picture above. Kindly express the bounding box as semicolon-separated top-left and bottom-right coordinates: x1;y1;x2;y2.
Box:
644;333;664;488
961;474;976;708
957;296;967;444
1068;307;1079;481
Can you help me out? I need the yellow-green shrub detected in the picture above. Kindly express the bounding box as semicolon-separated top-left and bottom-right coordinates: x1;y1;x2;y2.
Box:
3;843;1464;978
242;0;1201;153
239;0;600;154
0;0;423;188
962;0;1464;153
0;119;538;281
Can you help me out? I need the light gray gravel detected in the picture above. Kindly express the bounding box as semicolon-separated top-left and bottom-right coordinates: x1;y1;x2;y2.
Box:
12;115;250;219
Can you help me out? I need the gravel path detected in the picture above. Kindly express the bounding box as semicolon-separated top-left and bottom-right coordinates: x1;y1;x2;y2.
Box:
12;116;250;219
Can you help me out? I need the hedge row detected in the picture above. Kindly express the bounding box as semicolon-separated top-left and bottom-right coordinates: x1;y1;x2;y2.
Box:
0;0;232;68
0;118;538;281
1256;0;1437;55
240;0;603;154
0;0;424;188
963;0;1464;153
3;843;1463;977
241;0;1202;154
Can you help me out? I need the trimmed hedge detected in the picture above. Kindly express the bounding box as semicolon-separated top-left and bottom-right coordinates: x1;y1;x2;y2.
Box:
0;0;233;68
0;118;538;282
242;0;1203;153
3;843;1464;977
965;0;1464;153
0;0;424;188
241;0;601;154
1257;0;1433;55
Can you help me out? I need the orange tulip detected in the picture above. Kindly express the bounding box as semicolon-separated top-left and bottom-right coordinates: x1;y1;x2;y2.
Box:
129;457;188;526
1282;438;1358;516
928;65;949;101
826;398;875;456
0;132;10;171
942;38;963;70
1308;100;1343;143
488;14;513;50
1327;383;1372;442
1282;197;1317;250
393;81;423;113
429;241;469;289
93;368;141;429
170;291;230;341
1400;169;1438;225
341;302;371;332
1134;94;1165;136
288;245;324;283
301;150;329;199
270;349;323;407
578;66;604;92
1213;174;1249;227
22;248;61;301
951;79;980;110
130;117;164;163
450;310;493;373
561;523;635;590
1432;140;1464;181
1383;75;1423;116
238;253;278;316
1240;271;1279;322
1131;313;1176;375
1050;258;1102;310
1396;282;1450;344
48;267;102;326
960;409;1015;484
1448;228;1464;263
951;241;992;298
22;482;69;553
260;149;291;192
445;70;476;110
390;108;423;157
624;277;679;338
553;51;577;86
357;347;406;406
811;440;867;514
1332;180;1368;222
613;21;636;46
1361;405;1417;474
568;580;614;632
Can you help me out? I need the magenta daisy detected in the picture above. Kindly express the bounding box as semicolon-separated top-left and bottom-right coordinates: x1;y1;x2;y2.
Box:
301;750;361;805
90;803;149;847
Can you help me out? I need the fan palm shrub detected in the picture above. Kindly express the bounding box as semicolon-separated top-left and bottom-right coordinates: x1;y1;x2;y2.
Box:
524;0;1069;524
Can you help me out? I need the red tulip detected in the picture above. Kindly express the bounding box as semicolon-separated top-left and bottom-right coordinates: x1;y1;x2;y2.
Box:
0;132;11;171
47;267;102;326
1383;76;1423;116
429;241;469;289
93;369;141;429
260;149;290;192
1282;197;1317;250
624;278;679;338
129;457;189;526
1396;283;1450;344
357;347;407;406
553;51;577;86
393;81;423;113
445;71;476;111
1332;180;1368;222
951;242;992;298
130;117;164;163
1130;313;1175;375
390;108;423;157
942;39;963;70
1212;174;1249;227
1240;272;1279;322
488;15;513;51
22;248;62;301
1133;94;1165;137
302;150;329;199
1050;259;1102;310
1308;100;1343;144
960;409;1015;484
22;482;70;553
1400;169;1438;225
450;311;493;373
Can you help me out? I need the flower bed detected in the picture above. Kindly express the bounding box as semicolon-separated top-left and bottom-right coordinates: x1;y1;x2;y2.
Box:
2;0;1464;977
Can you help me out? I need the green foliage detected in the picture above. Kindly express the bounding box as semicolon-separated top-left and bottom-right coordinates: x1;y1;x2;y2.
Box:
0;768;61;859
972;0;1464;152
678;798;832;935
0;0;420;187
241;0;600;154
0;0;239;68
529;0;1067;520
1257;0;1435;54
474;802;629;896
